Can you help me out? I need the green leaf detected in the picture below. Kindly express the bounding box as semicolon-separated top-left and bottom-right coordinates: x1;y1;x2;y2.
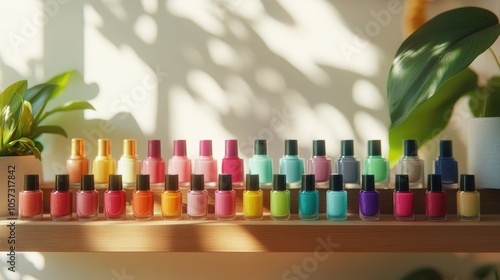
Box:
0;137;40;159
25;83;58;121
388;7;500;128
473;264;497;279
0;80;27;109
389;68;478;165
36;100;94;124
484;76;500;117
29;125;67;139
46;71;74;101
18;101;33;137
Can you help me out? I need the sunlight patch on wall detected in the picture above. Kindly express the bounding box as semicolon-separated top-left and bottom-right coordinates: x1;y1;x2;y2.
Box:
207;38;242;70
134;14;157;45
354;111;388;156
187;69;230;115
166;0;226;36
352;79;384;110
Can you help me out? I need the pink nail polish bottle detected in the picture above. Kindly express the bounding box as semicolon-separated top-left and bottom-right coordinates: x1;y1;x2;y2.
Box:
393;174;414;221
19;174;43;220
104;174;126;220
76;174;99;221
50;174;73;221
142;140;166;184
426;174;447;221
167;140;192;186
221;139;244;187
307;140;332;183
194;140;217;187
215;174;236;220
187;174;208;220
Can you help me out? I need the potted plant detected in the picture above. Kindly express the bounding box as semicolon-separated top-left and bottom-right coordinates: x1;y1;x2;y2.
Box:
0;71;94;216
387;6;500;188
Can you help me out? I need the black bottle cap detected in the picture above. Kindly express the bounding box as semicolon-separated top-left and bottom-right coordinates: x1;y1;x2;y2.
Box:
368;140;381;156
301;174;316;191
395;174;409;192
285;139;298;156
109;174;123;191
460;174;476;192
246;174;260;191
329;174;344;191
312;140;326;156
24;174;39;191
191;174;205;191
403;139;418;157
273;174;287;191
254;139;267;155
55;174;70;191
218;174;233;191
136;174;150;191
165;174;179;191
81;174;95;191
361;174;375;191
439;140;453;158
341;140;354;156
427;174;442;191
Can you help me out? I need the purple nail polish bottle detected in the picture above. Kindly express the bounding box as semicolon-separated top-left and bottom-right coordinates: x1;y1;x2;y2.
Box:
359;174;380;221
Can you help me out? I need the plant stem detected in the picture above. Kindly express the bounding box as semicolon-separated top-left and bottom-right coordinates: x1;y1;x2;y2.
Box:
489;48;500;70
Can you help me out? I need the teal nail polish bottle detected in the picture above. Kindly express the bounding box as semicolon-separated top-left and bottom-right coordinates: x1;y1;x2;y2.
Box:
249;139;273;184
279;139;304;188
298;174;319;220
326;174;348;221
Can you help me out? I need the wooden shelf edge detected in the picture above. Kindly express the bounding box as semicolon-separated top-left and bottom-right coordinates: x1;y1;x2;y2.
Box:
2;214;500;253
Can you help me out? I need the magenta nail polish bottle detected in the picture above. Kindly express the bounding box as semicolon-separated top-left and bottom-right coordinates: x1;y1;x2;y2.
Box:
142;140;166;184
215;174;236;220
194;140;218;187
76;174;99;220
425;174;447;221
167;140;192;186
359;174;380;221
221;139;244;187
104;174;126;220
393;174;414;221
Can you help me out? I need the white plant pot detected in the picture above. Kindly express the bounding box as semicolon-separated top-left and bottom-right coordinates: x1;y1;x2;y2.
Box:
0;155;43;217
468;117;500;189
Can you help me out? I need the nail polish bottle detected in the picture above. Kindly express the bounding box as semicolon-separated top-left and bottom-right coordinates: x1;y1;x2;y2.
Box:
270;174;290;220
221;139;244;187
299;174;319;220
66;138;89;184
104;174;126;220
50;174;73;221
133;174;154;220
457;174;480;221
359;174;380;221
336;140;360;188
142;140;166;184
167;139;192;186
279;139;304;188
19;174;43;220
326;174;348;221
76;174;99;220
307;140;332;184
92;139;116;184
187;174;208;220
249;139;273;185
117;139;141;185
364;140;389;187
161;174;183;220
393;174;414;221
397;139;424;188
425;174;447;221
215;174;236;220
194;140;218;187
434;140;459;188
243;174;264;220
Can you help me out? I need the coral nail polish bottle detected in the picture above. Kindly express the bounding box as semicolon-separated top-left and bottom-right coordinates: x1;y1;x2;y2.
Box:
299;174;319;221
161;174;183;220
50;174;73;221
393;174;414;221
117;139;141;185
194;140;218;187
307;140;332;184
249;139;273;185
270;174;290;220
359;174;380;221
326;174;348;221
425;174;447;221
167;140;192;186
133;174;154;220
434;140;459;188
104;174;126;220
92;139;116;184
243;174;264;220
215;174;236;220
397;139;424;188
66;138;89;184
76;174;99;220
221;139;244;187
19;174;43;220
142;140;166;184
337;140;360;188
364;140;389;188
187;174;208;220
457;174;480;221
279;139;304;188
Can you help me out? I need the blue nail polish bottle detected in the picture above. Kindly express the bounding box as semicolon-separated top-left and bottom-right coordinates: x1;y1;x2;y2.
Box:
279;139;304;188
434;140;458;188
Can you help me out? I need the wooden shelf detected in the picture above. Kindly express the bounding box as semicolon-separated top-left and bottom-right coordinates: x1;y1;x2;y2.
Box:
2;186;500;253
